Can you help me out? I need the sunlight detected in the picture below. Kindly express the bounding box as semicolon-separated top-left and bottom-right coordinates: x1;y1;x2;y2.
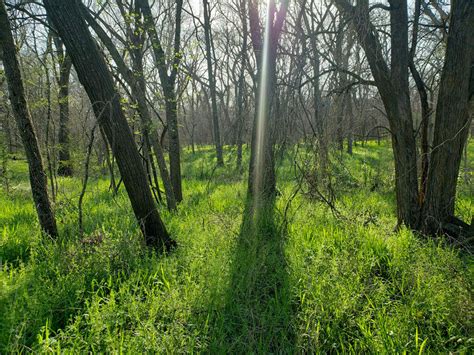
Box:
253;0;272;202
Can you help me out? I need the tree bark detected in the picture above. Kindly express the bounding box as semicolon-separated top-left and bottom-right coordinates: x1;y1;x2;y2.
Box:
0;0;58;237
52;33;73;177
43;0;174;250
421;0;474;233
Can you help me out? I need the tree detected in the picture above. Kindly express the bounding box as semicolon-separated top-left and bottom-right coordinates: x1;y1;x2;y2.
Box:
333;0;421;228
51;32;73;177
0;0;58;237
43;0;175;250
235;0;249;168
81;2;177;212
334;0;474;235
203;0;224;166
421;0;474;234
247;0;289;199
137;0;184;203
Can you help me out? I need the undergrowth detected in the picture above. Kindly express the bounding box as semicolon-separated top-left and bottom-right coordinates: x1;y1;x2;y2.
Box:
0;141;473;353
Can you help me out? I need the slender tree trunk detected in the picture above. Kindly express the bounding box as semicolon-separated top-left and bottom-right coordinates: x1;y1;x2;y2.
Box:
165;95;183;202
347;91;354;155
101;128;117;194
302;5;328;172
82;4;177;211
52;33;73;177
203;0;224;166
409;0;431;205
137;0;184;202
0;0;58;237
44;0;174;250
247;0;288;199
236;0;248;169
43;53;57;202
335;23;346;151
131;46;177;211
56;57;72;176
236;82;245;169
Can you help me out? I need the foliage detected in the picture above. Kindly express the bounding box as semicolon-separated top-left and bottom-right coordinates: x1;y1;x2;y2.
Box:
0;141;473;353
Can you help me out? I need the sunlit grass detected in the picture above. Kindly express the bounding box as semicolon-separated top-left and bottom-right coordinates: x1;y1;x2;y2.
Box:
0;141;472;353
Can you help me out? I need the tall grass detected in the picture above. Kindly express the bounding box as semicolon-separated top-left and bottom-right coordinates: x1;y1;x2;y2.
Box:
0;141;472;353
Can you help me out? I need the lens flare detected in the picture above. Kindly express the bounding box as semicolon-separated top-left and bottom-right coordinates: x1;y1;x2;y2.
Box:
254;0;273;202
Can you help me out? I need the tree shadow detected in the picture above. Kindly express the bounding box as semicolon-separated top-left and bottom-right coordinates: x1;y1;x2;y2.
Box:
206;196;297;352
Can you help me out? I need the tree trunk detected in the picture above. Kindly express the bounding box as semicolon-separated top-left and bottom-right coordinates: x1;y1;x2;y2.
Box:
82;4;177;211
0;0;58;237
247;0;288;199
409;0;431;205
137;0;184;203
236;0;248;169
334;0;420;228
43;0;174;250
52;34;73;177
347;91;354;155
165;95;183;202
203;0;224;166
421;0;474;234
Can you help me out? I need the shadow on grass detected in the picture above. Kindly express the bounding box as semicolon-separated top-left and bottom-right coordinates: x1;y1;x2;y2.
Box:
206;197;297;352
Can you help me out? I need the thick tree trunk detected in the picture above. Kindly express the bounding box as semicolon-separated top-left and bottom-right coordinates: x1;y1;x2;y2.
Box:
203;0;224;166
43;0;174;250
0;0;58;237
388;106;420;228
421;0;474;234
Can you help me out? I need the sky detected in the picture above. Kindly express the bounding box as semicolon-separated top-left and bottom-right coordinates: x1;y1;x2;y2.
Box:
188;0;201;13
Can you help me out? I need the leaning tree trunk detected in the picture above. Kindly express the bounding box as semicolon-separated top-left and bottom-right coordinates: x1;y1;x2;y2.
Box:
0;0;58;237
131;50;177;211
137;0;184;203
421;0;474;234
81;5;177;211
43;0;175;250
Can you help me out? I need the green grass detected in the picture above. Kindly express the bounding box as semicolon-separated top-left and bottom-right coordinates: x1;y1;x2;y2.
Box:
0;141;473;353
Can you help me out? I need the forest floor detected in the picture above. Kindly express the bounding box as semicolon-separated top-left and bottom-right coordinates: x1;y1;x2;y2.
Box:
1;141;473;353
